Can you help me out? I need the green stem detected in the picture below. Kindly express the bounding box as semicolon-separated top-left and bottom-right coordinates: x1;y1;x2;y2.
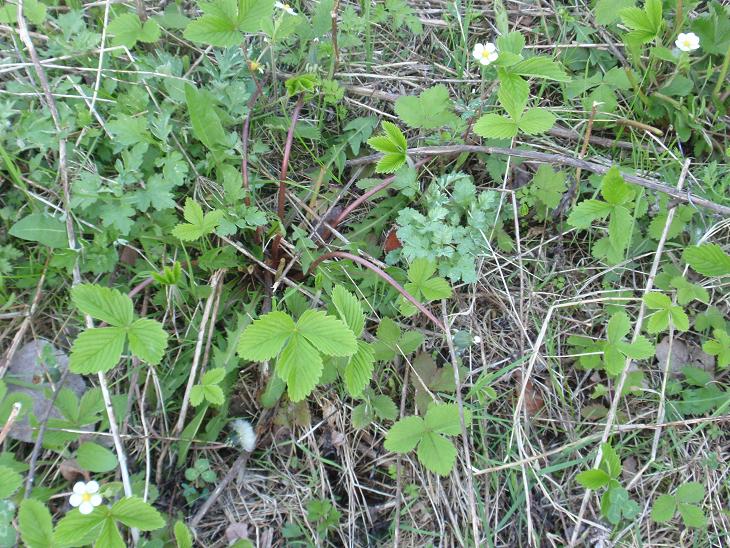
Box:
714;44;730;98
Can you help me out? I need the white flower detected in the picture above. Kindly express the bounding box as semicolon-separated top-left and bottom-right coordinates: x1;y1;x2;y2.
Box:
275;1;297;15
675;32;700;52
473;42;499;66
69;481;102;515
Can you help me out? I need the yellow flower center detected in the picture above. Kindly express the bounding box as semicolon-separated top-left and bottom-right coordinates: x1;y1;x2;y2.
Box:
481;50;491;59
249;61;261;71
81;492;92;503
683;40;692;48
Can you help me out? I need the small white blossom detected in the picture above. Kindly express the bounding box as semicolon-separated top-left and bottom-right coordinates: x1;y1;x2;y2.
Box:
473;42;498;66
69;481;102;515
473;335;482;344
675;32;700;52
275;1;297;16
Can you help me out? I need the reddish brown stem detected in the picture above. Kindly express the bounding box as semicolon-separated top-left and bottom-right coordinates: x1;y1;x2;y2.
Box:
272;96;305;261
307;251;447;333
331;158;429;229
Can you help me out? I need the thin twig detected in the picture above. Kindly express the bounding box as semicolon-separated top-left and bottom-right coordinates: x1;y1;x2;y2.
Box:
441;301;480;544
172;269;226;436
0;402;22;445
347;145;729;216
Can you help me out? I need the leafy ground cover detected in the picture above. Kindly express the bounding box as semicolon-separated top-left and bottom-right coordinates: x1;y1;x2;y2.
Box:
0;0;729;545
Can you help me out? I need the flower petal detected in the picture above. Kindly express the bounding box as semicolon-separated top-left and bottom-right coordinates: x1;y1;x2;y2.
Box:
73;482;87;495
484;42;496;53
79;501;94;515
90;494;103;507
69;494;82;507
86;481;99;494
472;43;484;59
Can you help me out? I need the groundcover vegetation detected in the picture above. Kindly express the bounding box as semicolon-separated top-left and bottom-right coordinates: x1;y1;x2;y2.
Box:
0;0;729;545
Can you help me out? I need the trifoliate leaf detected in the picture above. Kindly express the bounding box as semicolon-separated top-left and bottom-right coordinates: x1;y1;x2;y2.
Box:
18;499;54;548
518;107;556;135
71;284;134;327
111;496;166;531
473;113;519;139
417;431;457;476
384;415;425;453
277;334;322;401
69;327;127;374
395;85;458;129
127;318;168;364
108;13;160;47
331;286;365;336
683;244;730;277
237;311;296;361
576;469;611;489
677;503;706;528
77;442;118;473
172;198;224;241
343;341;375;397
296;309;357;357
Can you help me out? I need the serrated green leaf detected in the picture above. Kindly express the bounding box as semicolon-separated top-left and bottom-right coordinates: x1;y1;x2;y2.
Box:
567;199;613;228
202;367;226;385
424;403;465;435
617;336;655;360
174;520;193;548
497;72;529;120
576;469;611;489
647;309;670;333
651;494;676;523
96;517;125;548
595;0;633;24
277;335;322;401
518;107;556;135
670;276;709;306
77;442;118;473
111;496;166;531
677;503;706;528
108;13;160;47
343;341;375;397
601;167;634;205
599;443;622;478
237;311;295;361
172;198;224;241
607;312;631;344
381;121;407;151
69;327;126;374
473;113;519;139
394;85;458;129
372;395;398;420
702;329;730;368
0;465;22;498
71;285;133;327
510;56;571;81
202;384;225;405
331;286;365;336
643;292;672;310
18;499;54;548
676;482;705;504
53;508;107;546
607;205;632;252
297;309;357;357
496;31;525;55
683;244;730;277
375;152;406;174
417;431;457;476
127;318;168;364
384;415;425;453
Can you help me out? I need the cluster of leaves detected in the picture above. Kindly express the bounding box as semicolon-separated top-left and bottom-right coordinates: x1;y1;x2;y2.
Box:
392;172;502;283
69;285;168;374
576;443;639;525
385;403;469;476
